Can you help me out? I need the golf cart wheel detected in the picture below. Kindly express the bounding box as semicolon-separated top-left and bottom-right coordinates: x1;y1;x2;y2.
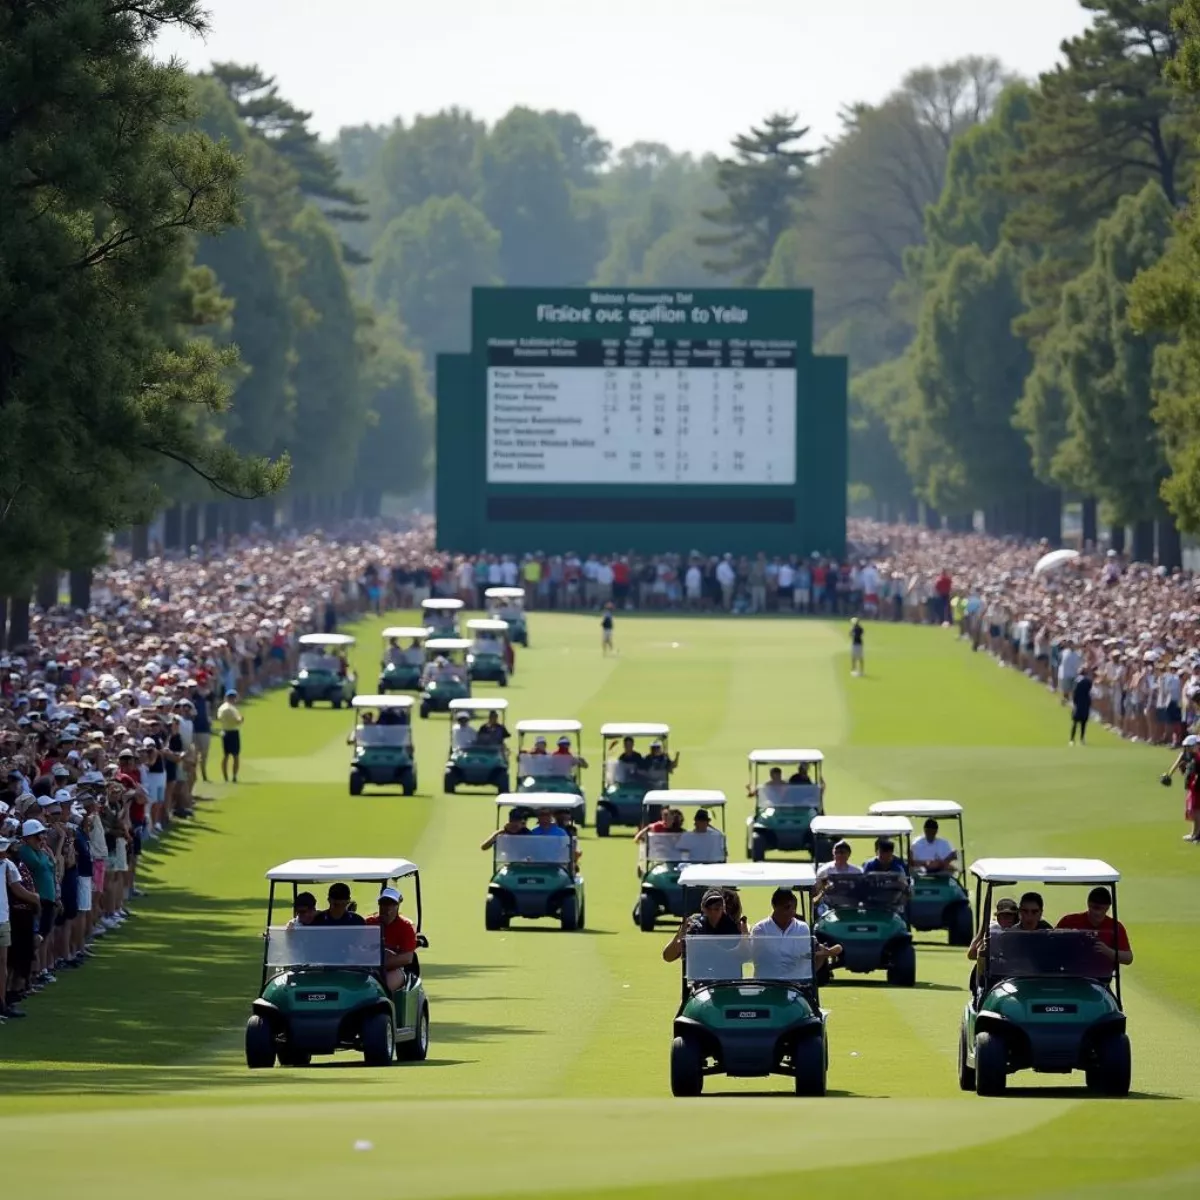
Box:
244;1015;276;1070
488;768;508;793
957;1027;976;1091
793;1035;827;1097
974;1032;1007;1096
362;1011;395;1067
749;832;767;862
349;770;364;796
560;894;579;932
637;895;658;932
947;903;974;947
443;771;457;795
499;675;508;687
670;1035;703;1097
886;941;917;988
331;697;342;710
398;1004;430;1062
304;698;313;709
400;770;416;797
277;1048;312;1068
485;894;505;931
288;692;299;709
1087;1033;1131;1096
595;808;612;838
419;703;430;719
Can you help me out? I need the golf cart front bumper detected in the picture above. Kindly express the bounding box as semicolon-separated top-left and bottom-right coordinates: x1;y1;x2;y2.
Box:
675;1014;823;1078
753;817;816;854
489;879;574;920
976;1009;1126;1074
252;998;387;1056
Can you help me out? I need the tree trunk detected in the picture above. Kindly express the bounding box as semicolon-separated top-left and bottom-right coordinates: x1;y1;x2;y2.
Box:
1158;513;1182;570
361;488;383;520
1131;519;1155;563
1028;487;1061;543
131;524;150;562
1110;523;1126;555
183;503;200;550
923;504;940;530
69;567;93;612
1081;497;1098;548
7;593;31;649
35;569;59;611
0;596;7;649
204;501;224;546
256;497;276;531
163;504;183;550
904;497;919;524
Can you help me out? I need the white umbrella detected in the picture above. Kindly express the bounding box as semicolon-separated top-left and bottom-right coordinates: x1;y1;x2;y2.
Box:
1033;548;1080;578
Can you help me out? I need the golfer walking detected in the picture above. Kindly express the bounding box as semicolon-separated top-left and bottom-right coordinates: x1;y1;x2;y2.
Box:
217;689;245;783
850;618;865;677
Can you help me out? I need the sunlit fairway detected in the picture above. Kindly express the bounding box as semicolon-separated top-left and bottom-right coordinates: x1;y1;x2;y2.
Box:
5;614;1199;1198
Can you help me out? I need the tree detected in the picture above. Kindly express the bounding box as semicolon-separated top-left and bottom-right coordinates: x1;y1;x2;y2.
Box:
698;114;817;284
540;110;611;185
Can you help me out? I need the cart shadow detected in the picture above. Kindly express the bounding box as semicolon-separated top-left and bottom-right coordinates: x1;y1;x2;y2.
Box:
826;979;961;992
1000;1086;1180;1101
699;1088;873;1099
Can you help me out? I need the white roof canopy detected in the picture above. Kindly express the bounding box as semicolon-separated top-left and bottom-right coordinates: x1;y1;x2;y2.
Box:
421;598;464;610
449;697;509;712
425;638;472;651
970;857;1120;885
298;633;356;647
517;719;582;734
495;793;581;811
645;789;726;808
467;619;510;632
810;815;913;838
485;587;525;599
266;857;418;882
678;862;818;889
869;800;963;819
601;722;670;738
748;749;825;764
351;694;413;709
381;627;428;640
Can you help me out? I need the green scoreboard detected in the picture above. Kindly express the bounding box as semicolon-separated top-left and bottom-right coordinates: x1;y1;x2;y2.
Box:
435;287;847;556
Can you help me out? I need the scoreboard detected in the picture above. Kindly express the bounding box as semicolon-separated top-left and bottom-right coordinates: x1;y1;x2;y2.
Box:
436;287;847;557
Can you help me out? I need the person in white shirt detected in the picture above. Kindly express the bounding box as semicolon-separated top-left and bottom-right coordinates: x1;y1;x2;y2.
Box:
684;564;702;609
1058;642;1082;703
676;809;725;862
500;557;519;588
749;888;841;980
909;819;957;874
716;556;736;610
777;561;795;609
451;712;476;750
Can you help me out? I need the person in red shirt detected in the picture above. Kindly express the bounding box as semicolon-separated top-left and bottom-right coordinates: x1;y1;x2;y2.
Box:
934;570;953;625
1055;886;1132;966
365;887;418;991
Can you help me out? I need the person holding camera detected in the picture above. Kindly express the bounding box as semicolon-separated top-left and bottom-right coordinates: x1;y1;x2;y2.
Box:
1160;733;1200;842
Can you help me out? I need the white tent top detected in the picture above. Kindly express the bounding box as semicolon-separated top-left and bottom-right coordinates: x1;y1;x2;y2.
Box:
869;800;963;819
351;694;413;710
381;626;428;640
485;587;525;599
449;697;509;712
970;857;1120;885
748;748;825;764
266;857;417;882
601;722;670;738
421;598;464;610
810;815;913;838
678;862;817;889
298;633;356;647
645;789;727;808
467;619;510;633
517;719;582;734
495;793;581;811
425;638;472;652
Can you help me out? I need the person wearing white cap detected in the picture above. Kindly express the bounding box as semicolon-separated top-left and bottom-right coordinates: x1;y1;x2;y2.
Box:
216;689;244;784
1161;734;1200;842
364;887;417;993
451;710;476;750
18;819;58;985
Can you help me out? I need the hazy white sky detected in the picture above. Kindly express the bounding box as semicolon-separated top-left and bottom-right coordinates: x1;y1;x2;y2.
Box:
156;0;1093;152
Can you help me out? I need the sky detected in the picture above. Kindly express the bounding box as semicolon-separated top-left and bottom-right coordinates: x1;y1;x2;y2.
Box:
155;0;1094;153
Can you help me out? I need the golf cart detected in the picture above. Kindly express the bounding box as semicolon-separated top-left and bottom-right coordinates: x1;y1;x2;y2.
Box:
514;719;587;826
419;638;472;717
444;698;511;794
959;857;1130;1097
348;696;417;796
245;857;429;1068
484;794;585;931
378;627;428;693
869;800;973;945
746;749;825;861
289;633;356;709
465;619;510;685
634;790;727;932
421;597;464;638
596;722;672;837
484;586;528;646
810;815;916;987
671;863;828;1097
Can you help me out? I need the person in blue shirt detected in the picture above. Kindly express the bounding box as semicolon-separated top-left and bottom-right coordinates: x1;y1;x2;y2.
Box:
528;808;569;837
862;838;908;875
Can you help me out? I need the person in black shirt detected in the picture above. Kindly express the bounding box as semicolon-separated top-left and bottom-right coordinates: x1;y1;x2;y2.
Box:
1070;667;1093;745
661;889;740;962
850;617;865;677
318;881;365;926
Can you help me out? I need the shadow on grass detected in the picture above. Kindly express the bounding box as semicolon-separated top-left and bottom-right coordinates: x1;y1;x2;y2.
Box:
1000;1086;1181;1101
826;979;962;992
700;1087;873;1099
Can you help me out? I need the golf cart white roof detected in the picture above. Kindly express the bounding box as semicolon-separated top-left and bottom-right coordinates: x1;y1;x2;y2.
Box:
467;619;510;633
485;587;525;599
421;598;464;610
970;858;1121;885
298;633;356;647
645;789;727;808
449;697;509;712
495;793;580;811
810;815;913;838
601;722;670;737
266;857;418;882
426;637;472;652
748;748;824;764
351;694;413;710
517;719;582;734
381;626;428;640
678;862;818;889
869;800;963;819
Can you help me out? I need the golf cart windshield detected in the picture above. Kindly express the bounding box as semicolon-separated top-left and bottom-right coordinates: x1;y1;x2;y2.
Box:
607;760;670;788
518;754;576;779
493;833;572;866
684;934;813;983
355;724;412;748
822;873;909;910
756;783;822;809
985;929;1115;982
644;832;726;865
265;925;381;970
299;652;341;673
387;645;424;665
472;636;503;653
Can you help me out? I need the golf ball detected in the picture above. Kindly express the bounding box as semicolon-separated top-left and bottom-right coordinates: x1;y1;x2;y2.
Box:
354;1141;374;1152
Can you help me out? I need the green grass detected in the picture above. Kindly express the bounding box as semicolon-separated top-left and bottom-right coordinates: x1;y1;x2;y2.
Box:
4;615;1198;1198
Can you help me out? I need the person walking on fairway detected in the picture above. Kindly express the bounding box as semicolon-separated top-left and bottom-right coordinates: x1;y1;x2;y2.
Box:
601;602;615;656
1070;666;1092;745
850;618;865;677
217;688;245;783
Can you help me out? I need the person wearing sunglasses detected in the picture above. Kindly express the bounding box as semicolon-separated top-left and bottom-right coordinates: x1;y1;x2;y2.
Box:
662;888;739;962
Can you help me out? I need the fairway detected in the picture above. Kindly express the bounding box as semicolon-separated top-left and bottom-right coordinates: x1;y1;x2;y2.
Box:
5;615;1199;1199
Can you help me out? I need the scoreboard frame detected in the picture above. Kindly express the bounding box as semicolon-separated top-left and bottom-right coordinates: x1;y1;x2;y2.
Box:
436;287;847;557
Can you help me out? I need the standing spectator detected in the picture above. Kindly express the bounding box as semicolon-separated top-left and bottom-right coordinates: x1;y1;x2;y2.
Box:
3;834;40;1016
191;677;213;785
217;689;244;784
850;618;865;678
1070;667;1093;746
601;603;615;656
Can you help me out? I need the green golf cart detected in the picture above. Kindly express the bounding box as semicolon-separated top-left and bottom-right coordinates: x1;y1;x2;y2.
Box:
670;863;828;1097
419;638;472;718
289;633;357;709
245;857;430;1068
485;586;528;646
869;799;973;946
484;794;585;931
596;722;672;837
746;749;825;861
444;698;511;794
421;597;464;638
810;815;916;987
465;619;510;686
959;857;1130;1097
348;696;416;796
633;789;727;932
377;627;428;693
515;719;587;826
